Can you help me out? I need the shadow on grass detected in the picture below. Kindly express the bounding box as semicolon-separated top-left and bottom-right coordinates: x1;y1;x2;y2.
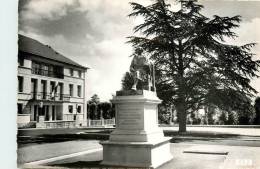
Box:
49;161;147;169
164;130;241;138
17;129;114;146
164;130;260;146
17;128;114;136
50;161;102;168
163;130;260;143
17;133;110;147
18;129;260;147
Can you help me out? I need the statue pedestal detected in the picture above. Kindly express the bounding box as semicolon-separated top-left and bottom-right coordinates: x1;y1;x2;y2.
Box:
101;90;172;168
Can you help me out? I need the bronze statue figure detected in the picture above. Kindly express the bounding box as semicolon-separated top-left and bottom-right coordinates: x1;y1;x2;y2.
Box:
129;55;156;91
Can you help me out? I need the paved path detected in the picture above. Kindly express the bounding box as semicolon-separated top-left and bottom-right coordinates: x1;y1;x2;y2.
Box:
23;148;102;167
160;144;226;169
17;140;102;166
21;143;260;169
165;144;260;169
221;145;260;169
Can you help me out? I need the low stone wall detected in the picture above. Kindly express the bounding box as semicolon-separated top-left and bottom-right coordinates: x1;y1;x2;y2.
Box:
19;118;115;129
88;118;115;127
17;114;31;128
36;120;76;128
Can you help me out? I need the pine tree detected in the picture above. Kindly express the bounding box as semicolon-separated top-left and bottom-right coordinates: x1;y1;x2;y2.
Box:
127;0;260;132
254;97;260;124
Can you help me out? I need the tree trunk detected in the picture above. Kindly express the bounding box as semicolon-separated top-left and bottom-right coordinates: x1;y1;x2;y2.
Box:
176;41;186;132
176;94;187;132
177;102;187;133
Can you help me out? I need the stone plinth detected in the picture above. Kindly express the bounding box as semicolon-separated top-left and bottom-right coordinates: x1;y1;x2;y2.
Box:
101;90;173;168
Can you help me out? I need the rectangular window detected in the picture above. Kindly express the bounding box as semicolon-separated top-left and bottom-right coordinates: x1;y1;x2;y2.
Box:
17;103;23;114
54;66;64;78
50;81;55;92
58;83;63;100
41;64;48;76
18;56;24;66
78;70;81;78
52;106;55;121
31;61;64;78
50;81;56;99
77;85;82;97
18;76;23;92
70;68;74;76
32;61;40;75
49;65;54;77
77;105;81;113
31;78;37;99
68;105;73;113
69;84;73;97
41;80;47;99
45;105;49;121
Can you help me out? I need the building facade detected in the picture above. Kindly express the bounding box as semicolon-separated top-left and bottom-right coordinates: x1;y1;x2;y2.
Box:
17;34;88;128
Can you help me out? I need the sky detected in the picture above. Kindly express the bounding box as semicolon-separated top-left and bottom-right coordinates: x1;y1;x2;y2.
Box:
18;0;260;101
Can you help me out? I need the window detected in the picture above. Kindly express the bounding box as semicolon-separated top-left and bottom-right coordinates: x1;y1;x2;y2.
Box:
50;81;55;92
41;80;47;99
54;66;64;78
68;105;73;113
32;61;64;78
32;61;40;75
69;84;73;97
17;104;23;114
18;56;24;66
77;105;81;113
44;105;49;121
78;70;82;78
41;64;48;76
18;76;23;92
70;68;74;76
52;106;55;121
49;65;54;77
31;79;37;98
77;85;82;97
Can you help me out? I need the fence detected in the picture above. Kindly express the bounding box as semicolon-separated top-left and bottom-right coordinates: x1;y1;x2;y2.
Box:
33;118;115;128
88;118;115;127
46;121;76;128
36;120;76;128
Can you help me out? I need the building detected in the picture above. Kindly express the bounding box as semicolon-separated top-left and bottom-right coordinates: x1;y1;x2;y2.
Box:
17;34;88;128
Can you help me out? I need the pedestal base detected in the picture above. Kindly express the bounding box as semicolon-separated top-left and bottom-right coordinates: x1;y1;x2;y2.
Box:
110;129;164;142
101;137;173;168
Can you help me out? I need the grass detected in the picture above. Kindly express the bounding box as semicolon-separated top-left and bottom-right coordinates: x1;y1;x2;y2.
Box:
17;129;113;147
18;128;244;146
163;130;240;138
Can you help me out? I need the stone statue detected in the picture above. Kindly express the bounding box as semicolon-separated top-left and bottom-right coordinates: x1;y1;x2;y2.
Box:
129;55;156;91
103;54;172;169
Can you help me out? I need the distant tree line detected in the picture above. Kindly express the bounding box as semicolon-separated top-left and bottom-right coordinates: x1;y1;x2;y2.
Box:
87;94;115;120
158;96;260;125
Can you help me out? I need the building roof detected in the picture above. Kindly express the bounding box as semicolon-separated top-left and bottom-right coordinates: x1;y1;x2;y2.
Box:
18;34;88;69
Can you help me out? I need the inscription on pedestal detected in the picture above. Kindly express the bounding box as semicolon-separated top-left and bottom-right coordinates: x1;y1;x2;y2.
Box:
118;108;141;128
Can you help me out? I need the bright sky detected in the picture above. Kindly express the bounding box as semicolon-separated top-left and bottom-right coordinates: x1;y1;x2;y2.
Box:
19;0;260;101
